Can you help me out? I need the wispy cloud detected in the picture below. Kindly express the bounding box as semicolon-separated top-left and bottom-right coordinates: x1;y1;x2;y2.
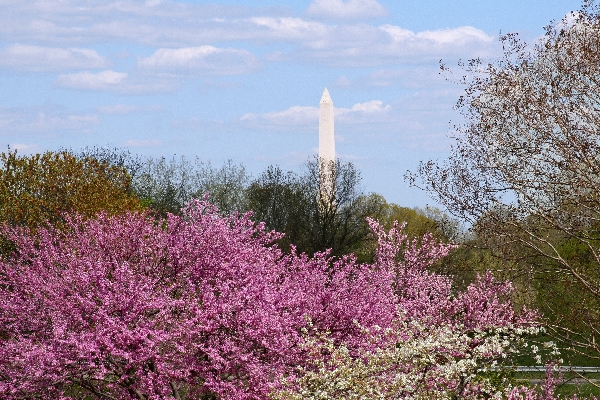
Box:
0;105;99;135
233;89;462;151
241;106;318;129
336;100;391;123
0;44;108;72
123;139;162;147
336;67;448;89
138;46;260;76
55;70;127;90
55;70;180;94
97;104;163;114
0;1;497;67
306;0;387;20
0;2;303;46
239;100;392;131
247;17;328;41
379;24;494;50
290;24;496;67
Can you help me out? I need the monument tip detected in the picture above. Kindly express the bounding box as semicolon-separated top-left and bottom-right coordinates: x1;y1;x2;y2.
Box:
320;87;332;103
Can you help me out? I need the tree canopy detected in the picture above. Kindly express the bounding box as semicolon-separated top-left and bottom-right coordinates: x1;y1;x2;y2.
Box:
0;201;540;399
74;148;446;260
0;150;143;229
246;159;384;258
409;2;600;360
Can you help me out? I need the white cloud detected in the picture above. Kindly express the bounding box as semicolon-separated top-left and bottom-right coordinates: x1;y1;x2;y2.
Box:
248;17;328;40
306;0;387;20
241;106;318;128
55;70;127;90
66;115;98;124
380;25;493;45
0;105;99;135
239;100;391;131
234;89;463;151
234;21;496;67
97;104;163;114
54;70;179;94
333;76;353;88
293;24;496;67
336;100;391;123
359;67;447;88
0;2;498;68
137;46;260;75
418;26;492;44
0;2;495;63
0;44;108;72
364;69;407;87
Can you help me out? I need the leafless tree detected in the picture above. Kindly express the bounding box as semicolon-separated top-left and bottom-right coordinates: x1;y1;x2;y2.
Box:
407;1;600;361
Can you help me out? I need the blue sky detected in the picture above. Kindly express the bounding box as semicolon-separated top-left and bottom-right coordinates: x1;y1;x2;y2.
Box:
1;0;583;208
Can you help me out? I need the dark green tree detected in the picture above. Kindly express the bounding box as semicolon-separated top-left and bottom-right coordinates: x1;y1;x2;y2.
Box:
246;158;386;258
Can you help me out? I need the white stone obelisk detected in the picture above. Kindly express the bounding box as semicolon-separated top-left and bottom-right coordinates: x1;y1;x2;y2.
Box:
318;88;335;207
319;88;335;165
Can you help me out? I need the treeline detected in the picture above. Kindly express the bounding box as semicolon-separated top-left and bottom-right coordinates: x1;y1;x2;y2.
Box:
2;146;594;357
5;3;600;396
0;147;583;318
2;147;558;399
0;146;459;262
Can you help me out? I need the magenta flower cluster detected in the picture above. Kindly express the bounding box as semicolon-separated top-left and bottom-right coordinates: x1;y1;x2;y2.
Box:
0;200;537;399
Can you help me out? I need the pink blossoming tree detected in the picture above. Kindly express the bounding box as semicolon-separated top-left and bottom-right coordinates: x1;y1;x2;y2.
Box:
0;201;396;399
0;200;545;399
272;220;543;399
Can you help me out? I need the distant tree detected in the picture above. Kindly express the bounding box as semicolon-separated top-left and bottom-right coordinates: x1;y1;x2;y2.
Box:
72;145;145;183
374;202;462;243
342;196;467;264
131;155;199;217
408;2;600;361
123;155;250;217
70;147;454;264
305;158;382;257
193;160;251;215
72;147;252;217
0;149;142;229
245;165;310;251
246;158;383;258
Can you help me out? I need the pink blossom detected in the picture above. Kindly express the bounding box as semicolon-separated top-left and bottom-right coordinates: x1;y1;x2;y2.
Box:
0;201;539;399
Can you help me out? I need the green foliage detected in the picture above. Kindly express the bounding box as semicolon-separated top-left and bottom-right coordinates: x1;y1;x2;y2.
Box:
131;156;200;217
470;218;600;361
74;147;252;218
433;244;497;291
0;149;143;229
245;165;310;251
70;147;451;264
73;145;145;183
195;160;250;215
246;161;456;261
246;159;386;258
351;199;462;264
130;155;250;218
